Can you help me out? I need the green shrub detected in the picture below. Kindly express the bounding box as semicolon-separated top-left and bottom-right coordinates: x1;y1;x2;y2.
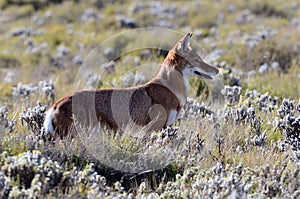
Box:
0;0;9;9
248;65;300;99
219;40;293;72
250;2;288;18
0;82;13;101
0;54;21;68
0;0;64;10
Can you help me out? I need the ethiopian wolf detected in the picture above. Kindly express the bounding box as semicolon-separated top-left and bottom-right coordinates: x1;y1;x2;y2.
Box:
43;33;219;138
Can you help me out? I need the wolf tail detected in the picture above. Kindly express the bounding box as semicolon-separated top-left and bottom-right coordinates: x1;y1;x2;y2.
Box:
43;107;55;136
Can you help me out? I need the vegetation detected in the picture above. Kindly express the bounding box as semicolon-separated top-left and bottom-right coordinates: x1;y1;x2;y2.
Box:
0;0;299;198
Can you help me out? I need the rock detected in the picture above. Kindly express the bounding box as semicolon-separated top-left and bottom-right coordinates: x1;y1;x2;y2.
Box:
218;12;225;24
141;49;151;60
57;44;70;57
104;48;115;60
26;41;48;55
208;49;223;62
122;56;140;66
86;73;103;89
291;18;300;27
236;9;253;25
271;61;280;71
133;56;141;66
67;24;74;35
247;70;256;76
230;77;241;86
130;2;144;14
44;10;52;19
0;16;10;24
50;57;64;69
243;27;276;48
149;1;177;16
258;63;269;75
3;70;16;83
11;28;44;37
218;61;228;68
72;54;83;65
31;14;43;26
119;73;146;87
210;27;218;36
194;29;204;40
102;61;116;74
116;16;137;29
154;20;176;28
81;8;101;23
228;4;236;13
32;10;52;26
257;26;277;40
242;35;261;48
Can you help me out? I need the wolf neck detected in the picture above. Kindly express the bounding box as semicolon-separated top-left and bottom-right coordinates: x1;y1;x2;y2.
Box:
152;64;188;106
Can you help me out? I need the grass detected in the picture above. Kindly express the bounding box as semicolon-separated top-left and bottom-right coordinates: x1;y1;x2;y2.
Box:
218;39;294;72
1;133;29;156
0;0;300;198
0;82;13;100
248;65;300;99
0;53;21;68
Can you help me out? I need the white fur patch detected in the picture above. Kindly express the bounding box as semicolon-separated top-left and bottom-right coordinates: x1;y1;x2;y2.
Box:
182;67;195;77
182;66;213;78
167;109;177;126
182;68;193;90
43;108;55;136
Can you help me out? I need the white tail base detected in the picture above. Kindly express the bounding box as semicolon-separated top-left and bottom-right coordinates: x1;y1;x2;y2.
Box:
44;107;55;136
167;109;177;126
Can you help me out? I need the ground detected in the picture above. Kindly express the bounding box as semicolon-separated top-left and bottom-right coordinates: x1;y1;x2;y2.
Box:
0;0;299;198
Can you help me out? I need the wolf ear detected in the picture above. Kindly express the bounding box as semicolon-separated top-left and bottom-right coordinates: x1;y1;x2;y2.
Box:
176;32;193;53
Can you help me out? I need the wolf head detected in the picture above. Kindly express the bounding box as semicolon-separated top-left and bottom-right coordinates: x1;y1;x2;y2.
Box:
164;32;219;80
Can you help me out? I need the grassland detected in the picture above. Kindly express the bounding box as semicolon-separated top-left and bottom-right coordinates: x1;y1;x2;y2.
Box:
0;0;299;198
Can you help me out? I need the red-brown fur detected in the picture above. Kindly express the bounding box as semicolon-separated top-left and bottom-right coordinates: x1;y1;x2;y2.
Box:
50;83;180;138
44;32;219;138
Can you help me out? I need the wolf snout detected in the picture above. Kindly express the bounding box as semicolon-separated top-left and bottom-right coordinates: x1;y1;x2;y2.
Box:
208;68;220;79
196;64;219;80
212;67;219;76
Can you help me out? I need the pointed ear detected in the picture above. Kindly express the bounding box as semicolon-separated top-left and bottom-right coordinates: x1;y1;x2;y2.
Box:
176;32;193;54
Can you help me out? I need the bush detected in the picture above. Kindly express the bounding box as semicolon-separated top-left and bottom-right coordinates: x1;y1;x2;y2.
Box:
0;0;64;10
250;2;288;18
248;65;300;99
220;40;293;72
0;54;21;68
246;40;292;72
